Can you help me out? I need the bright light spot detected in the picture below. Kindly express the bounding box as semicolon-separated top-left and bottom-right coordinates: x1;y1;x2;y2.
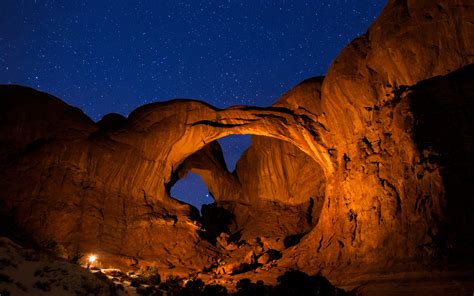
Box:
88;255;97;263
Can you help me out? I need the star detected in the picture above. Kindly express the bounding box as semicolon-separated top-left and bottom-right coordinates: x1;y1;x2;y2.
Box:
1;0;387;209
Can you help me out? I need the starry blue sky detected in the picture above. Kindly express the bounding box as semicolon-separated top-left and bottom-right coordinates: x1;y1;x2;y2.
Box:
0;0;386;209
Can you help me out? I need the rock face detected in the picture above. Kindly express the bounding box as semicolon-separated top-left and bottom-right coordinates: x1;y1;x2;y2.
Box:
283;0;474;278
229;78;327;240
0;84;330;273
0;0;473;292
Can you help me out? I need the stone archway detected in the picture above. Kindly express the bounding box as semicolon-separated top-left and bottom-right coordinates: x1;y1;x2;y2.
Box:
0;86;334;273
167;133;327;242
115;99;333;244
0;0;472;287
110;99;335;208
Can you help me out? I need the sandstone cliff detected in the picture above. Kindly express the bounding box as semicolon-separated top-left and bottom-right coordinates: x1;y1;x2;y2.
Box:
0;0;473;293
285;0;474;277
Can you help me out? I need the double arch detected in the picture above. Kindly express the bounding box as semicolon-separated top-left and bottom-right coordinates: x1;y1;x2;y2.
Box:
123;99;335;199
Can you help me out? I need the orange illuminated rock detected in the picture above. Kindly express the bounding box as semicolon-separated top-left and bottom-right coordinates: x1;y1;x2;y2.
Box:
282;0;474;282
0;0;473;293
0;84;330;273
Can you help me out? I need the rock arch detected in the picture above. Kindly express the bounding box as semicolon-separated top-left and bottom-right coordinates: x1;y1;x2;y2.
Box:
0;0;473;288
168;134;327;240
0;85;332;271
108;99;334;206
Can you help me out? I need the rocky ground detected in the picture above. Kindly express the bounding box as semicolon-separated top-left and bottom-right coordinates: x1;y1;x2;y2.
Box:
0;236;351;295
0;237;128;295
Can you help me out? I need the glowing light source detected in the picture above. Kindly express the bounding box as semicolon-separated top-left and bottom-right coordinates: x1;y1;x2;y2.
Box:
88;254;97;264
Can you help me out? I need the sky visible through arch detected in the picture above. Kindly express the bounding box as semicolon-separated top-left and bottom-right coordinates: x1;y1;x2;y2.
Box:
171;135;252;209
0;0;386;208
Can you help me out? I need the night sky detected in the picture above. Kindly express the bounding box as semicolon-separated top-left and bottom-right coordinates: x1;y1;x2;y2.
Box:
1;0;386;209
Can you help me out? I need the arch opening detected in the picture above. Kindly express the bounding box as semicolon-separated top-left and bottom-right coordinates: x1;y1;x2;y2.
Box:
169;135;253;212
157;101;334;181
167;132;327;242
170;172;213;211
217;134;252;172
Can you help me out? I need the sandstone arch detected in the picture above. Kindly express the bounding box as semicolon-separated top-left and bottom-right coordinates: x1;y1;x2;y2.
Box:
0;84;332;272
118;99;334;200
0;0;473;291
168;134;327;241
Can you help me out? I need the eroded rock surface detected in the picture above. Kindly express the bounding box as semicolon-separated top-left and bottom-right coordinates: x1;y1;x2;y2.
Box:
282;0;474;280
0;84;330;273
0;0;473;294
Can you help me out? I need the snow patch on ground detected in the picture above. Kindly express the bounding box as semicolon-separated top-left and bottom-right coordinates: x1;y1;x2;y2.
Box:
0;237;132;295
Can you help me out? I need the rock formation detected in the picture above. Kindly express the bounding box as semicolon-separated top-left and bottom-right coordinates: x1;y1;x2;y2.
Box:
0;237;126;295
177;77;327;241
285;0;474;278
0;84;331;272
0;0;473;294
